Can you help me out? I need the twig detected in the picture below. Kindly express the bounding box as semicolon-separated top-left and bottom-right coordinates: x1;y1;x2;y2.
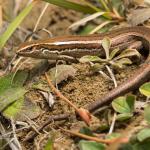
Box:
24;115;40;134
45;73;91;125
11;118;22;150
24;113;70;142
60;127;117;144
28;3;49;41
108;113;117;134
105;65;117;88
89;62;112;81
45;73;79;110
0;121;19;150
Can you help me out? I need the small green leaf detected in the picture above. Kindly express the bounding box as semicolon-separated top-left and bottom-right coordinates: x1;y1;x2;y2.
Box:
116;113;133;121
114;49;141;61
116;58;132;65
99;124;109;131
79;55;105;63
0;71;28;113
3;92;41;121
44;138;53;150
112;95;135;114
144;105;150;124
0;71;41;121
112;58;132;68
118;143;133;150
78;140;105;150
79;127;93;136
137;128;150;142
0;87;26;112
102;37;111;59
133;141;150;150
0;71;28;93
90;63;105;73
79;24;97;35
106;133;121;139
109;48;120;59
3;96;24;118
139;82;150;97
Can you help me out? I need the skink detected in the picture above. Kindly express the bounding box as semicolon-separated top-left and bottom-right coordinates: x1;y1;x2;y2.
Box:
17;26;150;112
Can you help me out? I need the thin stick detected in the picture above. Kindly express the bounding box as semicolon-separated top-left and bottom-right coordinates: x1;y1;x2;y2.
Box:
24;113;70;141
45;73;79;111
60;127;117;144
28;3;49;41
108;112;117;134
11;118;22;150
106;65;117;88
45;73;91;125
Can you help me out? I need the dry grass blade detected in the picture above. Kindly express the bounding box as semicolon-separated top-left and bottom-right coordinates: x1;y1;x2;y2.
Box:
0;5;2;29
69;12;106;29
89;20;114;34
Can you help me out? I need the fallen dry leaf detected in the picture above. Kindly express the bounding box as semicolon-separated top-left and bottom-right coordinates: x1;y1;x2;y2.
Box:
128;8;150;25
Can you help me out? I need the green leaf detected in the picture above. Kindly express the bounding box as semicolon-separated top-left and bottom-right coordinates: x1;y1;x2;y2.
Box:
0;87;26;114
3;96;24;118
109;48;120;59
115;58;132;65
116;113;133;121
139;82;150;97
118;143;133;150
79;55;106;63
106;133;121;139
0;71;28;93
79;127;93;136
78;140;105;150
90;63;105;73
102;37;111;59
112;58;132;68
44;138;53;150
0;71;41;121
133;141;150;150
44;0;96;14
0;71;28;112
79;24;97;35
112;95;135;114
114;49;141;61
144;105;150;124
137;128;150;142
0;1;35;49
